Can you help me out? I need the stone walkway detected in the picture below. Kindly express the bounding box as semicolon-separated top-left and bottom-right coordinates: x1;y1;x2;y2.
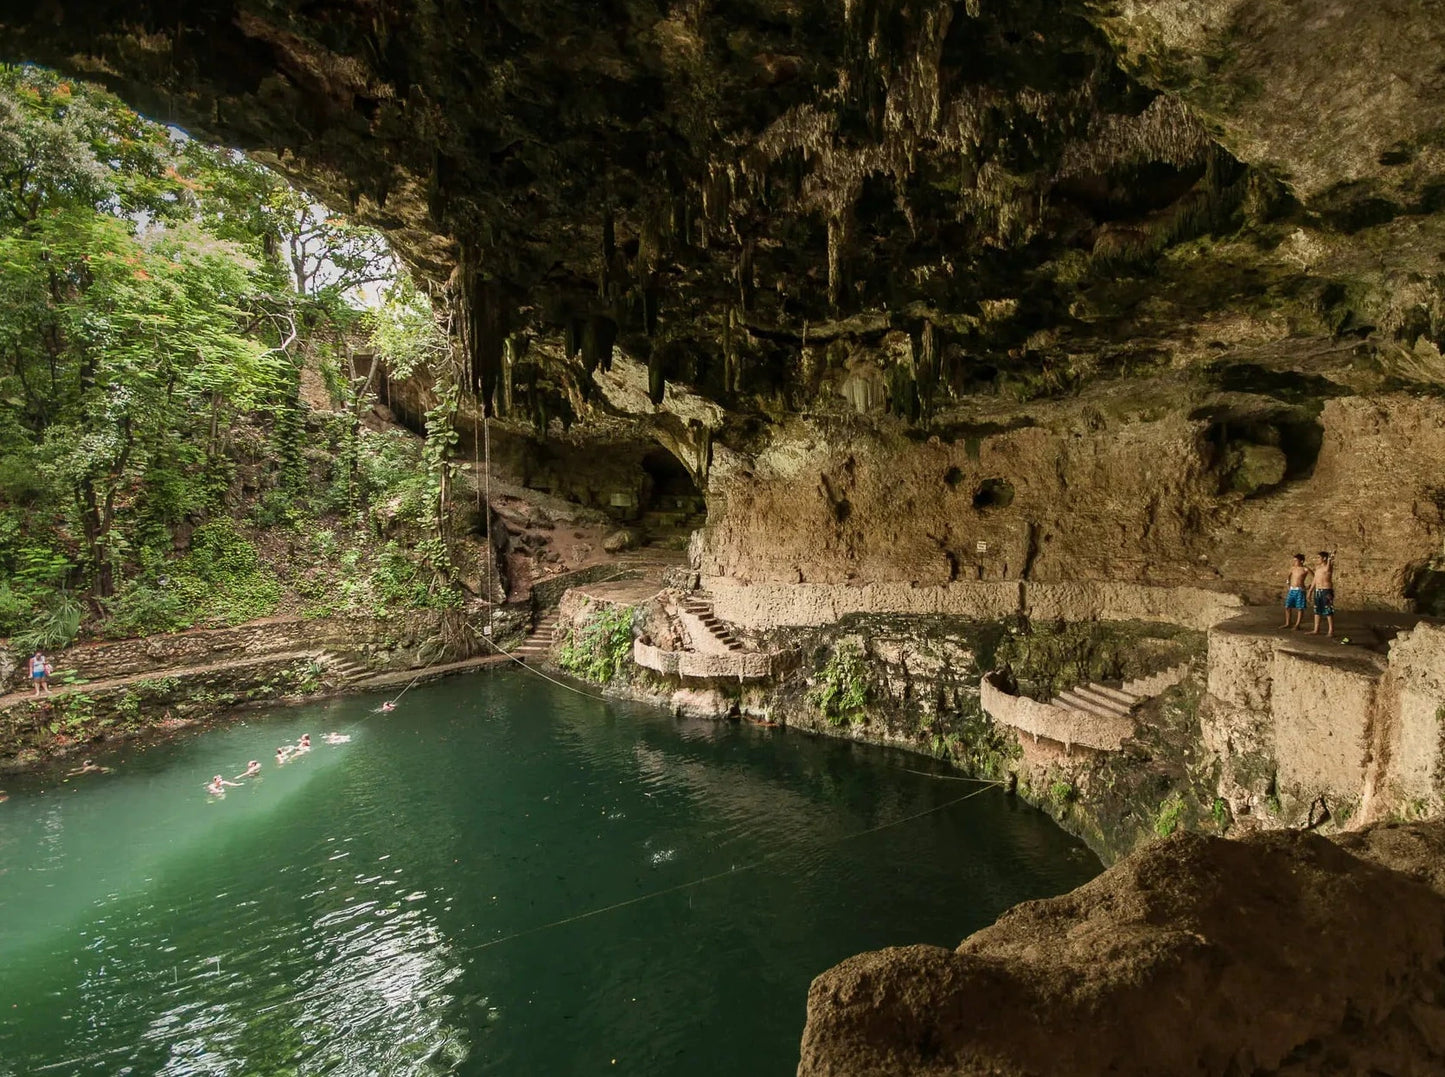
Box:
0;649;515;712
0;650;317;711
1214;605;1431;659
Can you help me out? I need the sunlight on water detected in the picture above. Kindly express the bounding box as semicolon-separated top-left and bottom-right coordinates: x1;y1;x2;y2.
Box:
0;671;1099;1075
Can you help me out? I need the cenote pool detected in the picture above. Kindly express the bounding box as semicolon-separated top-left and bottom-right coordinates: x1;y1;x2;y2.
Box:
0;671;1100;1075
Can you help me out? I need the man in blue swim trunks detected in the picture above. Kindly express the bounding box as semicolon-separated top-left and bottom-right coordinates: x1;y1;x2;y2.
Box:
1311;551;1335;637
1282;553;1311;631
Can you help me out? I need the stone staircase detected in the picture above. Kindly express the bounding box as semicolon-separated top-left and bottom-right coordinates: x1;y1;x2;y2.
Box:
981;661;1194;753
1048;662;1193;722
513;608;561;664
682;594;745;653
317;650;371;684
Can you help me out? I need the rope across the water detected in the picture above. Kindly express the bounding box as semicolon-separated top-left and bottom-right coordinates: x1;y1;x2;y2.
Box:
456;779;1003;957
172;778;1004;1028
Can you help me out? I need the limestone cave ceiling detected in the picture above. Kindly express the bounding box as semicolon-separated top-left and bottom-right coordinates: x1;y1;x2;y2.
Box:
6;1;1445;430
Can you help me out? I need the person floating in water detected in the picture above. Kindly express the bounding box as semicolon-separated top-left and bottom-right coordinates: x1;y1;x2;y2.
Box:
379;701;396;713
275;746;292;765
1282;553;1312;631
206;774;241;796
323;732;350;745
67;759;111;777
295;734;312;753
236;760;262;779
1311;551;1336;637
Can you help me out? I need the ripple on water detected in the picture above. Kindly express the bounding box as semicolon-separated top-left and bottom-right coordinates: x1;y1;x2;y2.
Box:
0;672;1100;1076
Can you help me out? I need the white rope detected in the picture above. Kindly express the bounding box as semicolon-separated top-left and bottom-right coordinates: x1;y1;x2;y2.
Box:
196;780;1002;1023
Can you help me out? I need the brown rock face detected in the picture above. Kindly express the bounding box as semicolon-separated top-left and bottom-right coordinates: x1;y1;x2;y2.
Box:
6;1;1445;424
798;822;1445;1076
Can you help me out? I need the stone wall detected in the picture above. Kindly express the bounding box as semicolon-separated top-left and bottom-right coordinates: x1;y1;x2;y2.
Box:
980;673;1132;752
632;640;773;681
1205;617;1445;827
704;577;1243;633
0;612;455;695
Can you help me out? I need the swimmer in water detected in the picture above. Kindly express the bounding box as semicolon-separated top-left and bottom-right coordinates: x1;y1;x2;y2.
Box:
379;701;396;713
296;734;312;752
236;760;262;779
206;774;241;796
324;732;350;745
275;746;290;765
67;759;111;777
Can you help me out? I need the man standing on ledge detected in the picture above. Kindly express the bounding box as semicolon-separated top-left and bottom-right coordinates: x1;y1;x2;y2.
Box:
1311;551;1335;637
1282;553;1311;630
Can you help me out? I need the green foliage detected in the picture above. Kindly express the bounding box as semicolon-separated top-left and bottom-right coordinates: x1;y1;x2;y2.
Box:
104;519;280;635
811;640;870;727
1154;793;1187;838
558;602;636;684
1049;780;1077;807
369;278;449;381
0;580;33;637
1211;796;1230;833
11;590;82;652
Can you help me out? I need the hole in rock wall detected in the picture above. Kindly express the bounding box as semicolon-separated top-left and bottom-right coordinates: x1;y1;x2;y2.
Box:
1205;415;1324;497
1405;565;1445;617
638;449;706;537
972;478;1015;510
944;467;964;488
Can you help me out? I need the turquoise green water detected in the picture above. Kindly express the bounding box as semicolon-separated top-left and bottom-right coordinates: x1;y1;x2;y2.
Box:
0;670;1099;1075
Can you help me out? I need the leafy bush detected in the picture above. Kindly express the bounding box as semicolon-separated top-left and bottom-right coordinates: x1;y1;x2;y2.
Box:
11;591;83;652
811;641;869;726
558;602;636;684
0;581;34;637
104;518;281;636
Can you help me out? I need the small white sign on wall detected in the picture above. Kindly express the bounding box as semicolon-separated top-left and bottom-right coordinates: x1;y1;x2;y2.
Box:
976;540;988;554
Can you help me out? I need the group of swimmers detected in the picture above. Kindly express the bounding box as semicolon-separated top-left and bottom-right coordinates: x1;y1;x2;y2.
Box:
205;731;351;796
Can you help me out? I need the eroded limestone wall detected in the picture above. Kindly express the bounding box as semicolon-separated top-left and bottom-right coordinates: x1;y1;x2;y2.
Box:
1206;619;1445;827
699;394;1445;610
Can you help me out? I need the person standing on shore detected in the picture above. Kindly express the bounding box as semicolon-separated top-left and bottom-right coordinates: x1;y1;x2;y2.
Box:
29;650;50;697
1311;551;1336;637
1282;553;1311;630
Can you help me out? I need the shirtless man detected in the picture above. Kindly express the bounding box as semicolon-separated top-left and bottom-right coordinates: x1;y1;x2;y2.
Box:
236;760;262;779
207;775;241;796
1282;553;1312;630
1311;551;1336;637
275;746;290;765
67;759;111;777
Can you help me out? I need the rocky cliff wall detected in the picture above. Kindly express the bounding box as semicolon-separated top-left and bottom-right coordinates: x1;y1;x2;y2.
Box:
1205;616;1445;830
699;393;1445;610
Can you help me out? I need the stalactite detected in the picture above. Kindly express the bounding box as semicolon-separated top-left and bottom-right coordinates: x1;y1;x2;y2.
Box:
738;239;755;311
581;315;618;375
642;284;660;336
724;307;742;392
827;214;851;310
647;343;666;406
460;254;506;417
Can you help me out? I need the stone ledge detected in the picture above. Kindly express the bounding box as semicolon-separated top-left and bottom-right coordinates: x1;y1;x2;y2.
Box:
703;578;1243;633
